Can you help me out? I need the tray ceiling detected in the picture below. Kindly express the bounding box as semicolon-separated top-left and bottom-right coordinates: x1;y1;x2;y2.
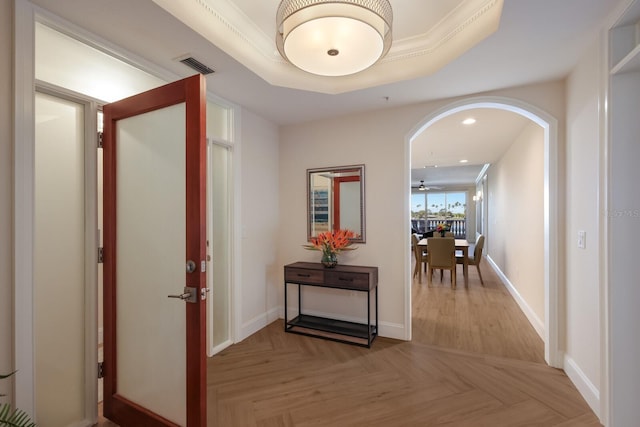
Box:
151;0;504;94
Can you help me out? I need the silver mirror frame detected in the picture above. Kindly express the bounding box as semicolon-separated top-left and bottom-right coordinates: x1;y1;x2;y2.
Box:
307;164;366;243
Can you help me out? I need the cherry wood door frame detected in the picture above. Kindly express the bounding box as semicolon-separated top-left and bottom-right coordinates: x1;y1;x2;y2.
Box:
332;175;360;231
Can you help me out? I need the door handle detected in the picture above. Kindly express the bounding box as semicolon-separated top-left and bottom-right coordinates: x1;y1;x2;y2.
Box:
168;286;197;303
168;292;191;300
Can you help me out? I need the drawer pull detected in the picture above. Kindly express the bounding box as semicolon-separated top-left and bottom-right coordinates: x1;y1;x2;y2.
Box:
338;277;354;282
297;273;311;278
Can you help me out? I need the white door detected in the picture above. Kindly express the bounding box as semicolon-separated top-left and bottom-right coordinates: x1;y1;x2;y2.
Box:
34;91;96;427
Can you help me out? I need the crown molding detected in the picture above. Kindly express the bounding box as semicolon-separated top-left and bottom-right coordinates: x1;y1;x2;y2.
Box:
152;0;503;94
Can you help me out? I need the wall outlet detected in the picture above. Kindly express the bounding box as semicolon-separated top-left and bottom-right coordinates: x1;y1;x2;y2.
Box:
577;230;586;249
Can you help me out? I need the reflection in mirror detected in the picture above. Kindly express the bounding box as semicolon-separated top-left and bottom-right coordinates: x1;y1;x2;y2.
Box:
308;165;365;243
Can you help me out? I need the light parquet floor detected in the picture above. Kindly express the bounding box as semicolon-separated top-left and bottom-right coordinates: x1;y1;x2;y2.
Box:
99;258;601;426
411;258;546;363
207;322;600;426
206;260;600;426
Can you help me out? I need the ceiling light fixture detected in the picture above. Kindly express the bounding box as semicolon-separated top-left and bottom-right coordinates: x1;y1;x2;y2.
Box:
462;118;476;125
276;0;393;77
418;180;426;191
459;159;468;163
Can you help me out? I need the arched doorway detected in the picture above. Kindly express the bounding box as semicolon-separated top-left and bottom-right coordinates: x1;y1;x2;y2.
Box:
405;96;561;367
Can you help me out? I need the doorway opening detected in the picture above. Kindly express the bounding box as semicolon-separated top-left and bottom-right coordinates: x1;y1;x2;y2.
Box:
406;97;560;367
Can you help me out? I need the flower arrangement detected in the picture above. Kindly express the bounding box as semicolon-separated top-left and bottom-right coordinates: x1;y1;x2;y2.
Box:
435;223;450;233
304;229;357;267
435;222;451;237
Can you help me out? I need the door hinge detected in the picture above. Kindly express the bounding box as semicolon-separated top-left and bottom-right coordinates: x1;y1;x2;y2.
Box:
98;362;105;379
98;247;104;264
97;131;103;149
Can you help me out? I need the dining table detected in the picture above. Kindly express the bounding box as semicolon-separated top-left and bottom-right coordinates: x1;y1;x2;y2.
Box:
418;238;470;287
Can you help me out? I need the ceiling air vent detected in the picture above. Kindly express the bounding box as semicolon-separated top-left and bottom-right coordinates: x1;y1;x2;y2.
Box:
178;56;215;75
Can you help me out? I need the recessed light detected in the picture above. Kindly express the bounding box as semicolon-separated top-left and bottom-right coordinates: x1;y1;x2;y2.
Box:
462;118;476;125
459;159;468;163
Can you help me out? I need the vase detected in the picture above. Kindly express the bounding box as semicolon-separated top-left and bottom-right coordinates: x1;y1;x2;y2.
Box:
321;251;338;268
440;231;446;237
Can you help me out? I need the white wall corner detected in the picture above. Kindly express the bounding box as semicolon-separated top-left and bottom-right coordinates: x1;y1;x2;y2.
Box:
564;353;601;419
378;321;407;341
240;307;280;341
486;255;545;339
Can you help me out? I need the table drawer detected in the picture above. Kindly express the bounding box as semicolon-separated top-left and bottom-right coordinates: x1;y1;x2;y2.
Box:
324;271;371;290
285;267;324;285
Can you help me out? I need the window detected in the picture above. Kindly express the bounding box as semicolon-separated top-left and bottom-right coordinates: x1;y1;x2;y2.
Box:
411;191;467;235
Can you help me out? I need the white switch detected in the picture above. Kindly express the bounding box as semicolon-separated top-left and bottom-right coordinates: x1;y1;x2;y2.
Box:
577;230;586;249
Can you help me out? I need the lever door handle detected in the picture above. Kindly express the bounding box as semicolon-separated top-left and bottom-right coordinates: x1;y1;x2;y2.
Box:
168;292;191;300
167;286;197;303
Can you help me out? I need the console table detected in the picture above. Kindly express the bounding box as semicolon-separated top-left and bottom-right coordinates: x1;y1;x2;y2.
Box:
284;262;378;347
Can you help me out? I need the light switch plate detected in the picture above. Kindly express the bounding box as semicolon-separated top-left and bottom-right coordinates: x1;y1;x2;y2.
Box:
577;230;586;249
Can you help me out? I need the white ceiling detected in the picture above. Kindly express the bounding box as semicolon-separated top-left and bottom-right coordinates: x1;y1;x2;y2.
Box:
410;108;531;187
149;0;503;93
29;0;619;187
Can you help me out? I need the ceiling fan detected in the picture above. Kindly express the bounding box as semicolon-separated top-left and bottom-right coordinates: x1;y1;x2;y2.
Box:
412;180;442;191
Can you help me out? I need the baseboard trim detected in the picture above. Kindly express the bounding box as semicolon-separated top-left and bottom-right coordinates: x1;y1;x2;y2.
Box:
208;339;234;357
486;255;545;339
378;321;407;341
564;353;601;418
241;307;279;341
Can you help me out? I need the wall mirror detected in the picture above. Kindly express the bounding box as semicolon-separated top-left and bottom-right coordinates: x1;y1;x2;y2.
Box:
307;164;365;243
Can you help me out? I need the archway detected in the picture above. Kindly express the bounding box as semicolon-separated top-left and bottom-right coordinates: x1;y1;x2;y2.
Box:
405;96;560;367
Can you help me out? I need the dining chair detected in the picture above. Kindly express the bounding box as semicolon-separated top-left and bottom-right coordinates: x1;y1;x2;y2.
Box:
412;233;428;283
457;234;485;285
426;237;456;288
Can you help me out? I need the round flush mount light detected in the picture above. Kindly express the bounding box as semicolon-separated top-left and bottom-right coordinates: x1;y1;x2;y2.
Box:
276;0;393;77
462;118;476;125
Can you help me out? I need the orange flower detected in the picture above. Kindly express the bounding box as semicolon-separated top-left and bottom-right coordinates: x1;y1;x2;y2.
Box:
303;229;357;255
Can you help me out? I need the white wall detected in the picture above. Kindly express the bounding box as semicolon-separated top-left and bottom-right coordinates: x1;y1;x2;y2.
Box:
609;71;640;427
239;108;281;339
607;0;640;422
486;122;545;327
0;0;13;402
278;81;565;340
279;108;417;337
565;38;603;414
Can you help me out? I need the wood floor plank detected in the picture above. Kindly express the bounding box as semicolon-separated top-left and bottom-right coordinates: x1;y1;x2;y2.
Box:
554;413;605;426
293;389;502;427
438;399;567;427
